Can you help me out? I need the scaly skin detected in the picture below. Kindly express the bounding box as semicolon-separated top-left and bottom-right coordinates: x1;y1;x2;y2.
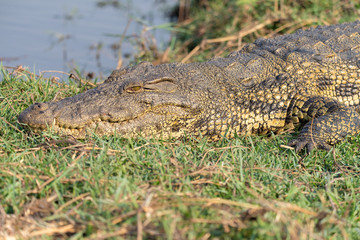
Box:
18;21;360;151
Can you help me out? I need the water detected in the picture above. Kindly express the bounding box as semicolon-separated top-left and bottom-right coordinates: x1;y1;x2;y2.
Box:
0;0;177;79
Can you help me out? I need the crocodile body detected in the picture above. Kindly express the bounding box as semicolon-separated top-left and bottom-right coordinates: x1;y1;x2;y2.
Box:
18;21;360;151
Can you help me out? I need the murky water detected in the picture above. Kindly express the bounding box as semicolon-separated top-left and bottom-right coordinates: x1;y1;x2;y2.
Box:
0;0;177;79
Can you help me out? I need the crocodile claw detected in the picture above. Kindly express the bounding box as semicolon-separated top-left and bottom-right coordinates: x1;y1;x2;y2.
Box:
288;138;331;152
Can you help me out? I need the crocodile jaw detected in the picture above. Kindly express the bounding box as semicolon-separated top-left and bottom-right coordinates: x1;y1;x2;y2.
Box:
18;99;196;139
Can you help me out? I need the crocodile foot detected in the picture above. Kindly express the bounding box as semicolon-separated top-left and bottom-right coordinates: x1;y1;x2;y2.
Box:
288;137;332;152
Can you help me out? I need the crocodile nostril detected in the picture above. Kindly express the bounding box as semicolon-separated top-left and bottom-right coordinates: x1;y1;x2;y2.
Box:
32;102;49;112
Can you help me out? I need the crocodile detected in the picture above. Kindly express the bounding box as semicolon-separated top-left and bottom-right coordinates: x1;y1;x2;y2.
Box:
18;21;360;151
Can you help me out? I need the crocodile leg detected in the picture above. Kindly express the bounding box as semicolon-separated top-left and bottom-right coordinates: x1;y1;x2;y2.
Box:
288;96;360;152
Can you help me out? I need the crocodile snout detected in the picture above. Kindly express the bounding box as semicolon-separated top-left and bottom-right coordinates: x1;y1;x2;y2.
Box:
18;102;54;127
31;102;49;112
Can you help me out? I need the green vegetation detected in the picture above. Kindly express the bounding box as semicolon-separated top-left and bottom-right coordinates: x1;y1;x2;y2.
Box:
1;66;360;239
147;0;360;64
2;0;360;239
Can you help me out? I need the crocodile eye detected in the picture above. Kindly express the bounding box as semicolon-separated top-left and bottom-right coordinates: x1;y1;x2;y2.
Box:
126;85;143;93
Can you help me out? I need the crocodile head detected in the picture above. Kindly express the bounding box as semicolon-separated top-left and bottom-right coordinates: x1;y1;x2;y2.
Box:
18;62;208;139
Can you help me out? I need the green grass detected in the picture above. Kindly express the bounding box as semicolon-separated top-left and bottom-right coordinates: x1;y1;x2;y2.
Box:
2;0;360;238
1;67;360;239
